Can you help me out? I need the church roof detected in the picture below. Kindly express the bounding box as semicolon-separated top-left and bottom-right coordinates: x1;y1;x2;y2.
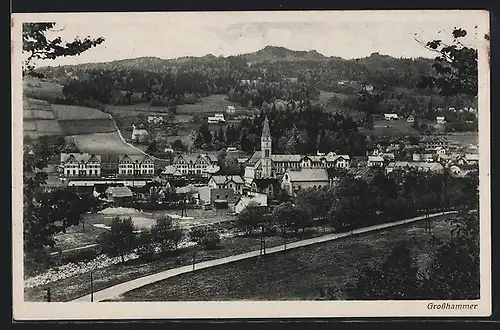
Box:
246;151;262;166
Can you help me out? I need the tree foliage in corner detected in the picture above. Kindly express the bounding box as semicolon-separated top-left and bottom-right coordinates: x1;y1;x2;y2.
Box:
418;28;478;97
22;23;105;75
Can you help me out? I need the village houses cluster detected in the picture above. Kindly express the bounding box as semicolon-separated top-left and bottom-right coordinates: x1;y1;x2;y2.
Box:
59;115;478;214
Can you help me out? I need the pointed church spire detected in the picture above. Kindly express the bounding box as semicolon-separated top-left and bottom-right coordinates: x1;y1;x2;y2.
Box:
262;116;271;139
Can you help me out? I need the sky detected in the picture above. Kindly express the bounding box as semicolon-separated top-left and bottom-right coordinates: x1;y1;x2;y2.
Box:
17;10;489;67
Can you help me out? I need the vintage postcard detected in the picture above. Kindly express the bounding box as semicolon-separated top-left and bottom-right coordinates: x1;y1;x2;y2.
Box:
11;10;491;319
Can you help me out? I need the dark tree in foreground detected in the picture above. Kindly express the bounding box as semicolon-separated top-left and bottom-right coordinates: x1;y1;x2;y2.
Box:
151;217;185;254
22;23;105;75
418;28;478;97
420;211;480;299
347;244;421;300
98;217;136;263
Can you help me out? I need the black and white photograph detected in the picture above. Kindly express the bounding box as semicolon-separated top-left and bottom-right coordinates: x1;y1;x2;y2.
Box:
12;10;491;319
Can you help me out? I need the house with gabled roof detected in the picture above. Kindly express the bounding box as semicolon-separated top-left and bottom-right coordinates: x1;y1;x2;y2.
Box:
118;154;155;177
172;153;217;177
208;175;245;194
60;153;102;177
280;168;329;196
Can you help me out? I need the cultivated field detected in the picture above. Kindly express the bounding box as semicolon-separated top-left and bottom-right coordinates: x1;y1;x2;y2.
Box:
176;94;247;115
443;132;479;146
116;216;454;301
66;132;143;156
23;77;64;100
51;104;111;120
23;98;63;137
58;119;117;135
368;119;420;137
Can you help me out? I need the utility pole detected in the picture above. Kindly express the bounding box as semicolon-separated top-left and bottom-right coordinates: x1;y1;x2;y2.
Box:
44;287;51;302
283;223;287;251
192;248;196;271
90;270;94;302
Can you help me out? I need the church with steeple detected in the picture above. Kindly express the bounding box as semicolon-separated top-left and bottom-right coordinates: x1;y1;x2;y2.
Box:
243;116;351;191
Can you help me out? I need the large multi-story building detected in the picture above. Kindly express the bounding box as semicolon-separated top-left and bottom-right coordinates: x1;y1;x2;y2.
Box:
60;153;102;177
243;117;351;184
172;154;218;177
118;154;155;177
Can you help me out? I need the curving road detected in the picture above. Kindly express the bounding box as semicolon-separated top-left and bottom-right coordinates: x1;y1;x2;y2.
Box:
71;210;458;302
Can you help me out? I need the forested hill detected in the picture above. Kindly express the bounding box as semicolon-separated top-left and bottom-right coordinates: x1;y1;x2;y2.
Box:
35;46;434;90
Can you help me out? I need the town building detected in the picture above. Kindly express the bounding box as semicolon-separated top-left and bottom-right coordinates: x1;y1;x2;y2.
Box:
147;116;164;125
105;186;134;205
234;193;269;214
384;113;399;120
207;113;226;124
406;115;415;123
249;178;281;198
419;137;449;149
60;153;102;177
385;161;444;174
131;124;149;142
367;155;385;167
208;175;245;194
436;116;447;124
280;168;330;196
172;154;217;177
118;154;155;177
243;117;350;184
456;154;479;166
347;167;378;183
197;187;237;206
226;106;236;114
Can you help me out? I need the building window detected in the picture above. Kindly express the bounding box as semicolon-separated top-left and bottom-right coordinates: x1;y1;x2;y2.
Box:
216;194;220;199
265;150;269;157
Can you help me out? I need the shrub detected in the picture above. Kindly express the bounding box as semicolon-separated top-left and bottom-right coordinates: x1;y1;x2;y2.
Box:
135;230;156;261
201;230;221;250
62;247;100;264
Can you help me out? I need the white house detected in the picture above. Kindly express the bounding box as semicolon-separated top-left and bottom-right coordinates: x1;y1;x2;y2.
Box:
208;175;245;194
131;124;149;142
384;113;399;120
147;116;164;124
280;168;329;196
226;106;236;114
208;113;226;124
234;193;268;214
367;155;385;167
406;115;415;123
60;153;102;177
436;116;446;124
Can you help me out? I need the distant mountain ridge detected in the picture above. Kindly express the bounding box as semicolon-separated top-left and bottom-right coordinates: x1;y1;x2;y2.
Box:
35;46;434;82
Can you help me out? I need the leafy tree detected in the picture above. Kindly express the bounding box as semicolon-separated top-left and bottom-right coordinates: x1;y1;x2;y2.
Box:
272;201;310;235
420;211;480;299
151;217;185;254
171;139;187;152
200;230;221;250
236;202;267;234
146;140;158;153
135;229;155;261
98;217;136;263
418;28;478;97
22;23;105;75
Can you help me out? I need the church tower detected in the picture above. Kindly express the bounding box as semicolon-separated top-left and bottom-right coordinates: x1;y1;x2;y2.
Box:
260;116;273;178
